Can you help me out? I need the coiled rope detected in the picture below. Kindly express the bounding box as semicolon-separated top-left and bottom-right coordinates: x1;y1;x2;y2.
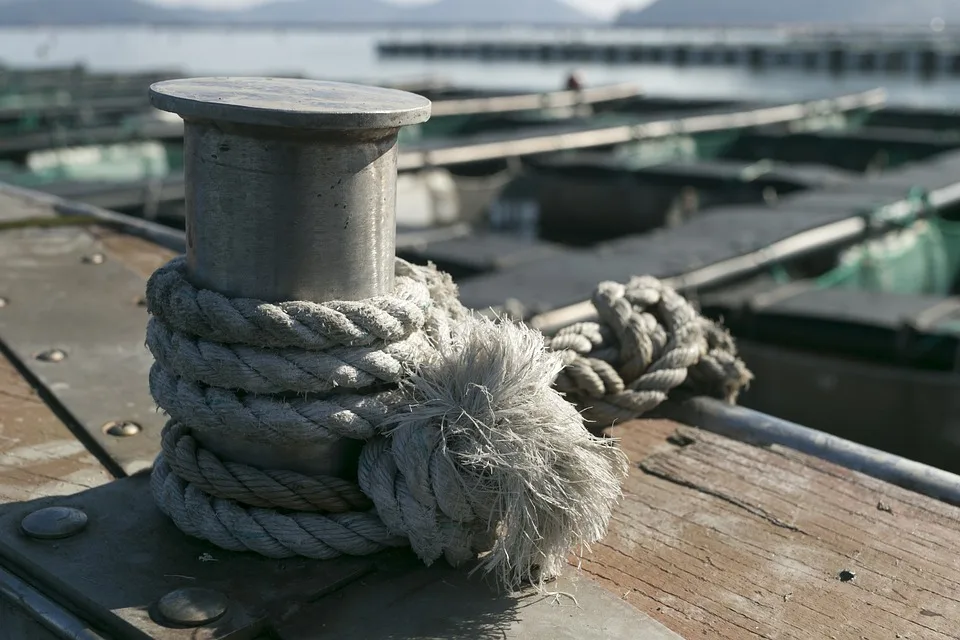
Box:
146;255;751;587
549;276;752;423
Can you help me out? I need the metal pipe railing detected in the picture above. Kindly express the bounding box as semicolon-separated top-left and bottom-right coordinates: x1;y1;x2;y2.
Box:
661;397;960;506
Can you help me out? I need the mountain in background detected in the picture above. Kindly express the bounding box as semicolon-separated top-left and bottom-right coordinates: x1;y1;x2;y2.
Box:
0;0;596;26
617;0;960;26
385;0;592;25
236;0;593;24
0;0;214;25
233;0;390;23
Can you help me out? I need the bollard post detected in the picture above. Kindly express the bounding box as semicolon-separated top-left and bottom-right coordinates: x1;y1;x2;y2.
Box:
148;77;431;477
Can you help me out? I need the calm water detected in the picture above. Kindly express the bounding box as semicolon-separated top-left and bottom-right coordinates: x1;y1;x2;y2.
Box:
1;26;959;107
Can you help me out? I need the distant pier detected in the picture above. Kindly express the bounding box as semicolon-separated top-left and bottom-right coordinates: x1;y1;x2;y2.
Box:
377;30;960;77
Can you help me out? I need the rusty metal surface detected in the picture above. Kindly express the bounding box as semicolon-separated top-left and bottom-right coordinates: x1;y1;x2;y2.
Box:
0;474;684;640
0;226;163;476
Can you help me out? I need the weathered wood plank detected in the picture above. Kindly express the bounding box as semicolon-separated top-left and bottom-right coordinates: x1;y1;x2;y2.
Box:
588;420;960;640
0;350;111;503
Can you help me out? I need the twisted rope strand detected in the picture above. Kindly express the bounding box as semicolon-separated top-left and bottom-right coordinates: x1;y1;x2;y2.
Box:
146;256;431;349
152;460;405;558
147;254;750;587
150;365;398;443
161;422;371;512
547;276;750;424
147;317;425;393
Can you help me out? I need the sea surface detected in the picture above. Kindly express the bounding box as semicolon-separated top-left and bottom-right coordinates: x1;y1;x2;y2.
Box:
1;25;959;107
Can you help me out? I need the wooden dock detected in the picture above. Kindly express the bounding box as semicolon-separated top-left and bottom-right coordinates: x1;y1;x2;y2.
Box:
1;186;960;639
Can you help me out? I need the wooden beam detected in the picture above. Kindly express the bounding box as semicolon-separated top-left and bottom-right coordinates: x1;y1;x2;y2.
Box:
589;419;960;639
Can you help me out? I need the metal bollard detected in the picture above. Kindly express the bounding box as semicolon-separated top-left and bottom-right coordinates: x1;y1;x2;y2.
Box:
149;77;431;477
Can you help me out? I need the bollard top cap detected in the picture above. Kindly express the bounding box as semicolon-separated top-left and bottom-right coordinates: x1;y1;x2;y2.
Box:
149;77;432;130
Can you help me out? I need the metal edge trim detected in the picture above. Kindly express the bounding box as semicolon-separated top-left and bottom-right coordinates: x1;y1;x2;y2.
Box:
0;183;187;254
660;396;960;506
0;564;108;640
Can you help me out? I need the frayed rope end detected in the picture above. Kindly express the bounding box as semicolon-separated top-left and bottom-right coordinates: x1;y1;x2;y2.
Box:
380;314;630;590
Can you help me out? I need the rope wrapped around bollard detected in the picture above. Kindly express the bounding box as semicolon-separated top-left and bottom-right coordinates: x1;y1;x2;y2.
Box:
145;255;752;587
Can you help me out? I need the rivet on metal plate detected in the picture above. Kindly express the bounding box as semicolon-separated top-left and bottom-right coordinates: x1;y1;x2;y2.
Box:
35;348;67;363
102;421;142;437
156;587;229;628
20;506;89;540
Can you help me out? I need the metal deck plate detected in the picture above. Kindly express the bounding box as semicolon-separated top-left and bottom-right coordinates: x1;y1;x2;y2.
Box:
0;475;685;640
0;226;164;475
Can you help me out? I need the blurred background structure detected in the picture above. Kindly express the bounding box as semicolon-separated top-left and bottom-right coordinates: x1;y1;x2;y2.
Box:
2;0;960;472
5;4;960;640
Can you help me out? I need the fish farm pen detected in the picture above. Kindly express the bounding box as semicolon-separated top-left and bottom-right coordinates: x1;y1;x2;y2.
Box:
2;66;960;640
378;28;960;76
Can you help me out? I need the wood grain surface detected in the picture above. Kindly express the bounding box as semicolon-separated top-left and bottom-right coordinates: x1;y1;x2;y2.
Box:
586;420;960;639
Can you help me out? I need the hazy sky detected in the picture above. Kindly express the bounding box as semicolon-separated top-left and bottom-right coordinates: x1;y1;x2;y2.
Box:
149;0;656;20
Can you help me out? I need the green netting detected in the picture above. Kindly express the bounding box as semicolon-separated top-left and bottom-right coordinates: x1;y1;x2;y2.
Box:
814;186;960;295
934;216;960;284
817;217;952;294
1;140;172;189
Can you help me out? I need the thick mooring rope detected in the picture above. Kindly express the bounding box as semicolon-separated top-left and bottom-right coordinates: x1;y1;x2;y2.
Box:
549;276;752;423
146;256;751;587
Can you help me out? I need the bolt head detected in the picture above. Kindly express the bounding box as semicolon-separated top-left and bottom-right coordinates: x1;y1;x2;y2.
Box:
35;348;67;363
82;253;106;265
20;506;88;540
156;587;228;627
103;421;142;437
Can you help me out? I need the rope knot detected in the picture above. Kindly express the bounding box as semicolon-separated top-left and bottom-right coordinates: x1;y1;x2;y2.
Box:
361;316;629;586
550;276;752;424
144;254;750;590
